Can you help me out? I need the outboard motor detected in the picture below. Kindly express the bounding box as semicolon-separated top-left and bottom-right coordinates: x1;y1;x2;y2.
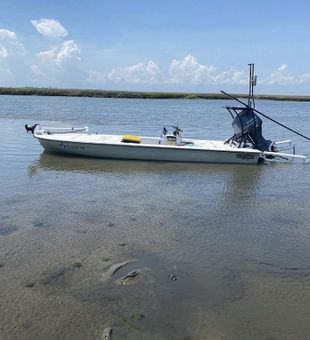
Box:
231;108;273;151
222;64;309;161
223;64;273;152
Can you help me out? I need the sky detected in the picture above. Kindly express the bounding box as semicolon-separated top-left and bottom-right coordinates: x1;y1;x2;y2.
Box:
1;0;310;95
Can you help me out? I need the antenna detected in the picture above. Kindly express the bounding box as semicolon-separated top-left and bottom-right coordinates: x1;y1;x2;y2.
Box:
248;63;256;108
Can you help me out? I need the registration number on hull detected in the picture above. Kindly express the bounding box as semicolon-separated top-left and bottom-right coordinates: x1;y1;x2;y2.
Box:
236;153;256;160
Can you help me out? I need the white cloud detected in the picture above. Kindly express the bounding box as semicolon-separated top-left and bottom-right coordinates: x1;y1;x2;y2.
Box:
0;29;17;40
210;69;248;85
0;28;25;84
38;40;80;65
31;19;68;38
0;44;8;58
31;40;81;84
298;73;310;83
0;28;25;56
261;64;295;85
87;55;218;85
278;64;287;72
260;64;310;85
87;58;310;91
88;60;160;84
167;54;214;84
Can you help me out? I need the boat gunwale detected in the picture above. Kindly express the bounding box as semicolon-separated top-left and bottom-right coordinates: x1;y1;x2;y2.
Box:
34;133;262;155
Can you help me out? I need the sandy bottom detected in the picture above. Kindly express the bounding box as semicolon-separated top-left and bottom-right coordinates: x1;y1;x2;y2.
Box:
1;205;310;340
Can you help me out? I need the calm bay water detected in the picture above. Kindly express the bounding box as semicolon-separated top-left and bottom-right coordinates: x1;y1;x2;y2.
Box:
0;95;309;339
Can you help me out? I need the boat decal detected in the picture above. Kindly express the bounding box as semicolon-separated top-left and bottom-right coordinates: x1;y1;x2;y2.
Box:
59;142;84;150
236;153;256;160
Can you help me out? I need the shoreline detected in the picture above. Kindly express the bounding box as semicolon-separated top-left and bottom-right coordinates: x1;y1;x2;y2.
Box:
1;87;310;102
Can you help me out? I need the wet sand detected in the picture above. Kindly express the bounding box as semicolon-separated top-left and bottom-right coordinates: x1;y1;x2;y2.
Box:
2;206;310;339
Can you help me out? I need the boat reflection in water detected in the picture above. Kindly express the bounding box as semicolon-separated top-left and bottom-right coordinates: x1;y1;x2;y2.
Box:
28;151;264;198
28;151;263;178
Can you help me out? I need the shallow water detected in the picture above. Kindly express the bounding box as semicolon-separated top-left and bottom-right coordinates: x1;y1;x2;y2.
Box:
0;96;310;339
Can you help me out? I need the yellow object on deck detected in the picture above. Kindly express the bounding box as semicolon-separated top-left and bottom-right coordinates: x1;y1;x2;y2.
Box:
122;135;142;143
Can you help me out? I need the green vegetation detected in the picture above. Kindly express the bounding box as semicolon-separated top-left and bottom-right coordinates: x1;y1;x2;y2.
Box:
0;86;310;102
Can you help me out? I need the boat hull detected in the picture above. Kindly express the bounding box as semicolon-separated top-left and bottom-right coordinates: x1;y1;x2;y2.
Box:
36;136;261;165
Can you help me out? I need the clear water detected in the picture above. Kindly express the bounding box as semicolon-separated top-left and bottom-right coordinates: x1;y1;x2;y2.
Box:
0;95;309;339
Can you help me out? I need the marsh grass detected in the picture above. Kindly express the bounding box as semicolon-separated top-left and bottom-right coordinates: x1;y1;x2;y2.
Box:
1;87;309;102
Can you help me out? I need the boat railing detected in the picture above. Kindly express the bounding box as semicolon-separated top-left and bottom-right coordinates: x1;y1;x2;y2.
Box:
35;126;88;135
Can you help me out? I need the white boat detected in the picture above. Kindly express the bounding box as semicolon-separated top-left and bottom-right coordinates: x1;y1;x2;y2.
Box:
31;123;307;165
27;65;309;165
33;128;263;165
